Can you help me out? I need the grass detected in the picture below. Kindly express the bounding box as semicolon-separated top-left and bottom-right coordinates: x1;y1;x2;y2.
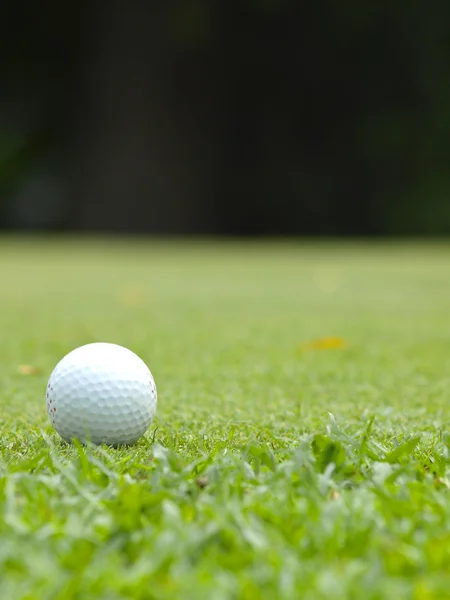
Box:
0;237;450;599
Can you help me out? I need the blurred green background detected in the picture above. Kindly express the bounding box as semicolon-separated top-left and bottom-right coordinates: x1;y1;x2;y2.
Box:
1;0;450;235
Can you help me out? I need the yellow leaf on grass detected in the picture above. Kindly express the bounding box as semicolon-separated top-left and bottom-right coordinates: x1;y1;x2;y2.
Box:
300;337;347;351
117;285;146;307
18;365;40;375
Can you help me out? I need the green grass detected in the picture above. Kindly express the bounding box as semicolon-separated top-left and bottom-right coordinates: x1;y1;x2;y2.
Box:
1;237;450;599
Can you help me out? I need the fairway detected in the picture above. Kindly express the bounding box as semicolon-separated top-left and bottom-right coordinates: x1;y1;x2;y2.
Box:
1;238;450;599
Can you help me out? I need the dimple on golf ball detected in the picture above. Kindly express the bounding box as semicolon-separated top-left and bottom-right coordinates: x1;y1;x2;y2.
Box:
46;342;157;446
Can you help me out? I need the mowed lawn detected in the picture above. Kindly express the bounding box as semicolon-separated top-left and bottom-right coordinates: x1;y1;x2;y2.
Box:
0;238;450;599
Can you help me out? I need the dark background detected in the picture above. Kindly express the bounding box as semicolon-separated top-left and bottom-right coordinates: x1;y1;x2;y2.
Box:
1;1;450;236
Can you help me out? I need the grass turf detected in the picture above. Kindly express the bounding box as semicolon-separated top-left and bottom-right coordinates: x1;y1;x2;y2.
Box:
0;237;450;599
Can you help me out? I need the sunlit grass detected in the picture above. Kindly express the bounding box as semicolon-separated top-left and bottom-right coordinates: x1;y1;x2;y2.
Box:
0;237;449;599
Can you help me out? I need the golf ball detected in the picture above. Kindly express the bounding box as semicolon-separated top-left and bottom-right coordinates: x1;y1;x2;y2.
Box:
46;342;157;446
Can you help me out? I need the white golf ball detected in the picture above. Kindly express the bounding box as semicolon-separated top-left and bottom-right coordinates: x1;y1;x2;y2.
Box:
46;342;157;446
